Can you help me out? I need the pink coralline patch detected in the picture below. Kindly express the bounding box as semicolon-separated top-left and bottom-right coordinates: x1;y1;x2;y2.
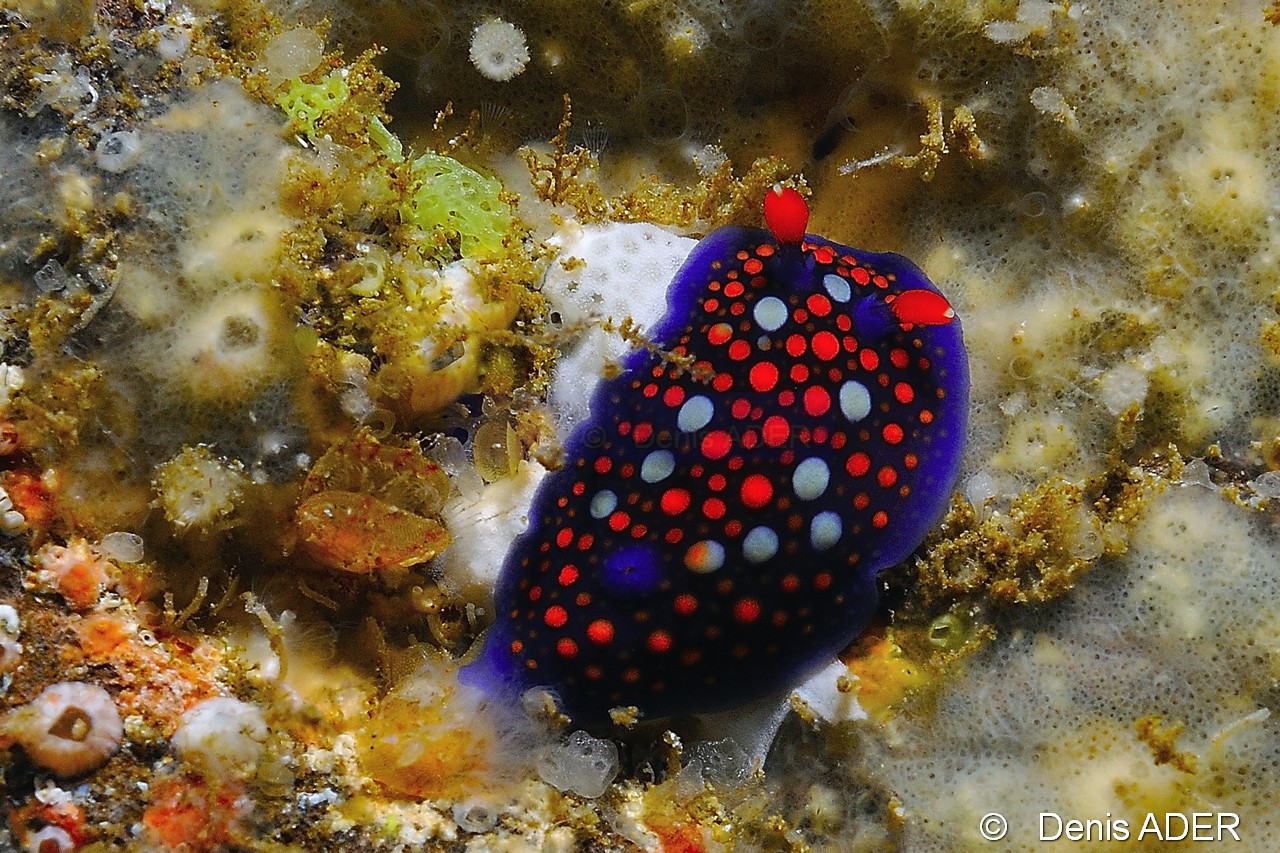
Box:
649;822;708;853
141;777;252;853
32;538;113;611
64;612;225;737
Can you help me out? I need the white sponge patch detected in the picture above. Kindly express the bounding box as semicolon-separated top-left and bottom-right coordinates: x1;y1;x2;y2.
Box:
541;221;696;437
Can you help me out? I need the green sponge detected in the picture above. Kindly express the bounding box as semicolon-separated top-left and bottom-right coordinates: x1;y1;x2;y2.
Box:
403;153;513;258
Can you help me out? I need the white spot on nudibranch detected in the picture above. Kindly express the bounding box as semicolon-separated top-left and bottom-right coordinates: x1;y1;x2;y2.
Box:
590;490;617;519
823;273;851;302
742;526;779;563
792;457;830;501
753;296;788;332
810;512;843;551
839;380;872;422
640;450;675;483
677;395;714;432
684;540;725;573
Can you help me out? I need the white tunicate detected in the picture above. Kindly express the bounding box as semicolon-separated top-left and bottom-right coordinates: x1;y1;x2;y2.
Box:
33;259;69;293
753;296;788;332
963;471;1000;514
1097;362;1149;416
95;131;143;173
154;24;190;60
452;800;501;833
536;730;619;799
99;531;144;563
542;223;696;440
1180;458;1215;490
677;395;714;433
640;450;675;484
469;18;530;82
431;436;484;501
1030;86;1077;127
1252;470;1280;499
689;738;750;786
262;28;326;86
13;682;123;777
1068;508;1105;560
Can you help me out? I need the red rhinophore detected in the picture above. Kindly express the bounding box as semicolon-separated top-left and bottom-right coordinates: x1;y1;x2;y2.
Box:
888;289;956;326
764;186;809;244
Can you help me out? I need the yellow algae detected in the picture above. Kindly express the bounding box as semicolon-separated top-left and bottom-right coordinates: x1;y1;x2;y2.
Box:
1134;715;1199;775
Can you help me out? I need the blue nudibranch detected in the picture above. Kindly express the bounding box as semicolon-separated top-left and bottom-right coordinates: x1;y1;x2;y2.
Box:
464;188;968;723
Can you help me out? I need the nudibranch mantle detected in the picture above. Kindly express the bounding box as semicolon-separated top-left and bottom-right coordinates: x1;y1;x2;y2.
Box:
463;188;968;723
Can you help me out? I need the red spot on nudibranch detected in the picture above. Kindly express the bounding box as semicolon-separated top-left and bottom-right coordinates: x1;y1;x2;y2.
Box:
647;630;673;653
803;386;831;417
544;606;568;628
702;431;732;460
661;488;691;515
888;289;956;326
847;452;871;477
764;186;809;244
763;415;790;446
733;598;761;624
741;474;774;509
586;619;615;644
811;331;840;361
749;361;779;392
674;594;699;615
807;293;832;317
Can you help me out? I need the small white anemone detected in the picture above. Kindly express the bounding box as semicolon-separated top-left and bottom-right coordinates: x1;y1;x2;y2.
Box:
469;18;530;82
171;696;269;779
7;682;123;777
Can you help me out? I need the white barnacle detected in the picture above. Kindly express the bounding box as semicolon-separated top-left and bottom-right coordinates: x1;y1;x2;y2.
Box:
0;487;26;532
6;682;124;777
0;363;24;411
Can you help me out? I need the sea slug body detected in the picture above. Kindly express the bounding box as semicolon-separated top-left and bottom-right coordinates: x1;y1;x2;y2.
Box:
464;188;969;723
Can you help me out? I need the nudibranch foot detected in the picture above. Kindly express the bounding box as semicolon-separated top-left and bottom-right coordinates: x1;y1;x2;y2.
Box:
462;187;969;724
